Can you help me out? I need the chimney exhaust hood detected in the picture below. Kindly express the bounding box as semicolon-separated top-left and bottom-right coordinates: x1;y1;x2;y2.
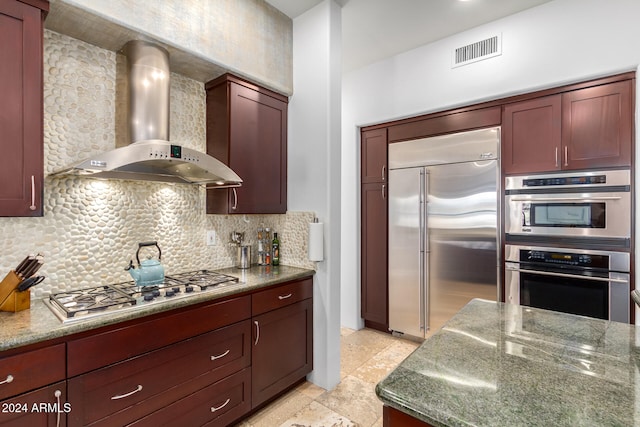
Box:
51;40;242;187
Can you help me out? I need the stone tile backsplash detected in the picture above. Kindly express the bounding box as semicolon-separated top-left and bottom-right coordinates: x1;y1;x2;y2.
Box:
0;30;314;299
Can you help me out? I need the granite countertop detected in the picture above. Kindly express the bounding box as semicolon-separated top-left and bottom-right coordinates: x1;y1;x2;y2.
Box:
376;299;640;427
0;265;314;353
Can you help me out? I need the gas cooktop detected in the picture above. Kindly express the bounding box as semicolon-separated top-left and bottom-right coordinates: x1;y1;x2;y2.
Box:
44;270;240;323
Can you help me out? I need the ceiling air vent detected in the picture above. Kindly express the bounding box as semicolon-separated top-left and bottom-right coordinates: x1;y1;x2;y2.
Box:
452;34;502;68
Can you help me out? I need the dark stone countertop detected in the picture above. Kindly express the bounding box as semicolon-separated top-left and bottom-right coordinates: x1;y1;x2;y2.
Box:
376;298;639;427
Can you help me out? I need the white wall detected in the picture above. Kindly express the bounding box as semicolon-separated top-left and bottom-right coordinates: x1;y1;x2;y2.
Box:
289;0;342;390
341;0;640;328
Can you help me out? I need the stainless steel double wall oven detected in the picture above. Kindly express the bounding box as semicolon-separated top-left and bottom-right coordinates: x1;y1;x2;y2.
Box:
504;169;632;322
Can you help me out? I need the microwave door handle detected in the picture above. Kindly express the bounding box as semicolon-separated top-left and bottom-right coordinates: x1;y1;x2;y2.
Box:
509;196;622;202
509;267;628;283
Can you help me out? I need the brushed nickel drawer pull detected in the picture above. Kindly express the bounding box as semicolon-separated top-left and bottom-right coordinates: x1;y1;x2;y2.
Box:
55;390;62;427
254;320;260;346
0;374;13;385
29;175;36;211
278;293;293;300
211;398;230;413
210;350;230;361
111;384;143;400
231;188;238;210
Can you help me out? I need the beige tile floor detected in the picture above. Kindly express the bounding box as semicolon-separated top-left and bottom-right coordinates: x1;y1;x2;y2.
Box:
235;328;420;427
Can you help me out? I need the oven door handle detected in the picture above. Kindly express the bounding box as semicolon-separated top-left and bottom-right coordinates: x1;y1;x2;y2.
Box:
507;266;628;283
509;196;622;202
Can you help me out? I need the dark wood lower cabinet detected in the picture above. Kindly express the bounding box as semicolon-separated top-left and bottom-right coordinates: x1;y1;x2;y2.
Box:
0;276;314;427
251;298;313;409
0;381;67;427
130;368;251;427
383;406;433;427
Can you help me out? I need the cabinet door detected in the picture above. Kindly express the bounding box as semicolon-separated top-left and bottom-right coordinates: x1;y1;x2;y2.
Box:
252;298;313;409
206;76;288;214
0;0;45;216
562;80;632;170
361;182;388;329
361;128;388;183
502;95;562;174
0;381;67;427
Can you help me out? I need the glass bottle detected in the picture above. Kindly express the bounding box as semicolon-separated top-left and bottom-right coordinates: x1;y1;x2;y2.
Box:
272;232;280;266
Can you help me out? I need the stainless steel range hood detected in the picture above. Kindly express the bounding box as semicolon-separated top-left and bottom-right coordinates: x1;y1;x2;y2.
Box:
51;40;242;187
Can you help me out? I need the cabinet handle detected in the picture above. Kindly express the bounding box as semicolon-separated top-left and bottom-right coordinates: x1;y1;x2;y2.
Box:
0;374;13;385
278;293;292;300
564;146;568;166
382;184;386;200
55;390;62;427
210;349;230;361
254;320;260;346
231;188;238;210
111;384;143;400
382;165;386;181
555;147;559;168
211;398;231;413
29;175;36;211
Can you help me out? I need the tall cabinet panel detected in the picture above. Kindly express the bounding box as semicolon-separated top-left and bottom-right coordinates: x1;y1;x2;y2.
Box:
206;74;288;214
0;0;48;216
360;128;388;331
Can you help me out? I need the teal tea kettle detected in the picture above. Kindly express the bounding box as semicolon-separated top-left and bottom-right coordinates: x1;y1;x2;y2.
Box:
125;241;165;286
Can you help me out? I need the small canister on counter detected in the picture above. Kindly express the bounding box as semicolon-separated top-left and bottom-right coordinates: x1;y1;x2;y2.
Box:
237;244;252;269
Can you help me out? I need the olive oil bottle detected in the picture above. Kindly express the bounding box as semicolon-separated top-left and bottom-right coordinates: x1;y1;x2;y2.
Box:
272;233;280;266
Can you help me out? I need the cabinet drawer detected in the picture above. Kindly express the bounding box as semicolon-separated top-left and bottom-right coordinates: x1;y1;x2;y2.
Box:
130;368;251;427
252;278;312;316
68;295;251;376
0;381;67;427
68;320;251;427
0;344;65;401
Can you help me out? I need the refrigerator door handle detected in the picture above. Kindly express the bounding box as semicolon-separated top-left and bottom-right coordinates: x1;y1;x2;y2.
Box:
419;169;429;333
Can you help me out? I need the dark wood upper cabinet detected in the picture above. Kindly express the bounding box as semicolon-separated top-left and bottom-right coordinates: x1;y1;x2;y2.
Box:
205;74;288;214
0;0;48;217
361;128;388;183
503;78;633;175
502;95;562;174
562;80;632;170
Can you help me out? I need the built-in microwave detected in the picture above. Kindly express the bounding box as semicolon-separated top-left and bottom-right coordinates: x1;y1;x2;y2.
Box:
505;169;631;244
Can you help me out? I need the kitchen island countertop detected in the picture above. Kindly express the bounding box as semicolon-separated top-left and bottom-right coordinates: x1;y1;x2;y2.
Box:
0;265;314;352
376;298;639;427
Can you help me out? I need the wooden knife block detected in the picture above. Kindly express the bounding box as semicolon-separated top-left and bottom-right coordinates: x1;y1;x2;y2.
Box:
0;270;30;313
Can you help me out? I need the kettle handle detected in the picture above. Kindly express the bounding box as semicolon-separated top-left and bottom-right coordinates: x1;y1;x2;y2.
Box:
136;241;162;265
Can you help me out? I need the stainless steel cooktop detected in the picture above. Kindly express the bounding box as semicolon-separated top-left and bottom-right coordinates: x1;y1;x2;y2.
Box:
44;270;239;323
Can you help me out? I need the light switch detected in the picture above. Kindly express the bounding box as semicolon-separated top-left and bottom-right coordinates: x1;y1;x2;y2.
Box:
206;230;216;246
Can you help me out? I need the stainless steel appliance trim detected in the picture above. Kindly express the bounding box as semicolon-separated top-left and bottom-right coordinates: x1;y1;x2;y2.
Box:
504;244;630;272
505;169;631;190
509;196;622;202
505;267;629;283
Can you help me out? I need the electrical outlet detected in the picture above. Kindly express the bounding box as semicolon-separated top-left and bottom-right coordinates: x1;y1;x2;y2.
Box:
206;230;216;246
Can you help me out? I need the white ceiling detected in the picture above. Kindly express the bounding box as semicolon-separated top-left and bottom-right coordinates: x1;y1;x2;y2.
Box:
265;0;554;73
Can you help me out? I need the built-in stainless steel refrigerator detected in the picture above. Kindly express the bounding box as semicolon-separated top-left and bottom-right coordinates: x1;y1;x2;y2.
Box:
388;127;500;339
